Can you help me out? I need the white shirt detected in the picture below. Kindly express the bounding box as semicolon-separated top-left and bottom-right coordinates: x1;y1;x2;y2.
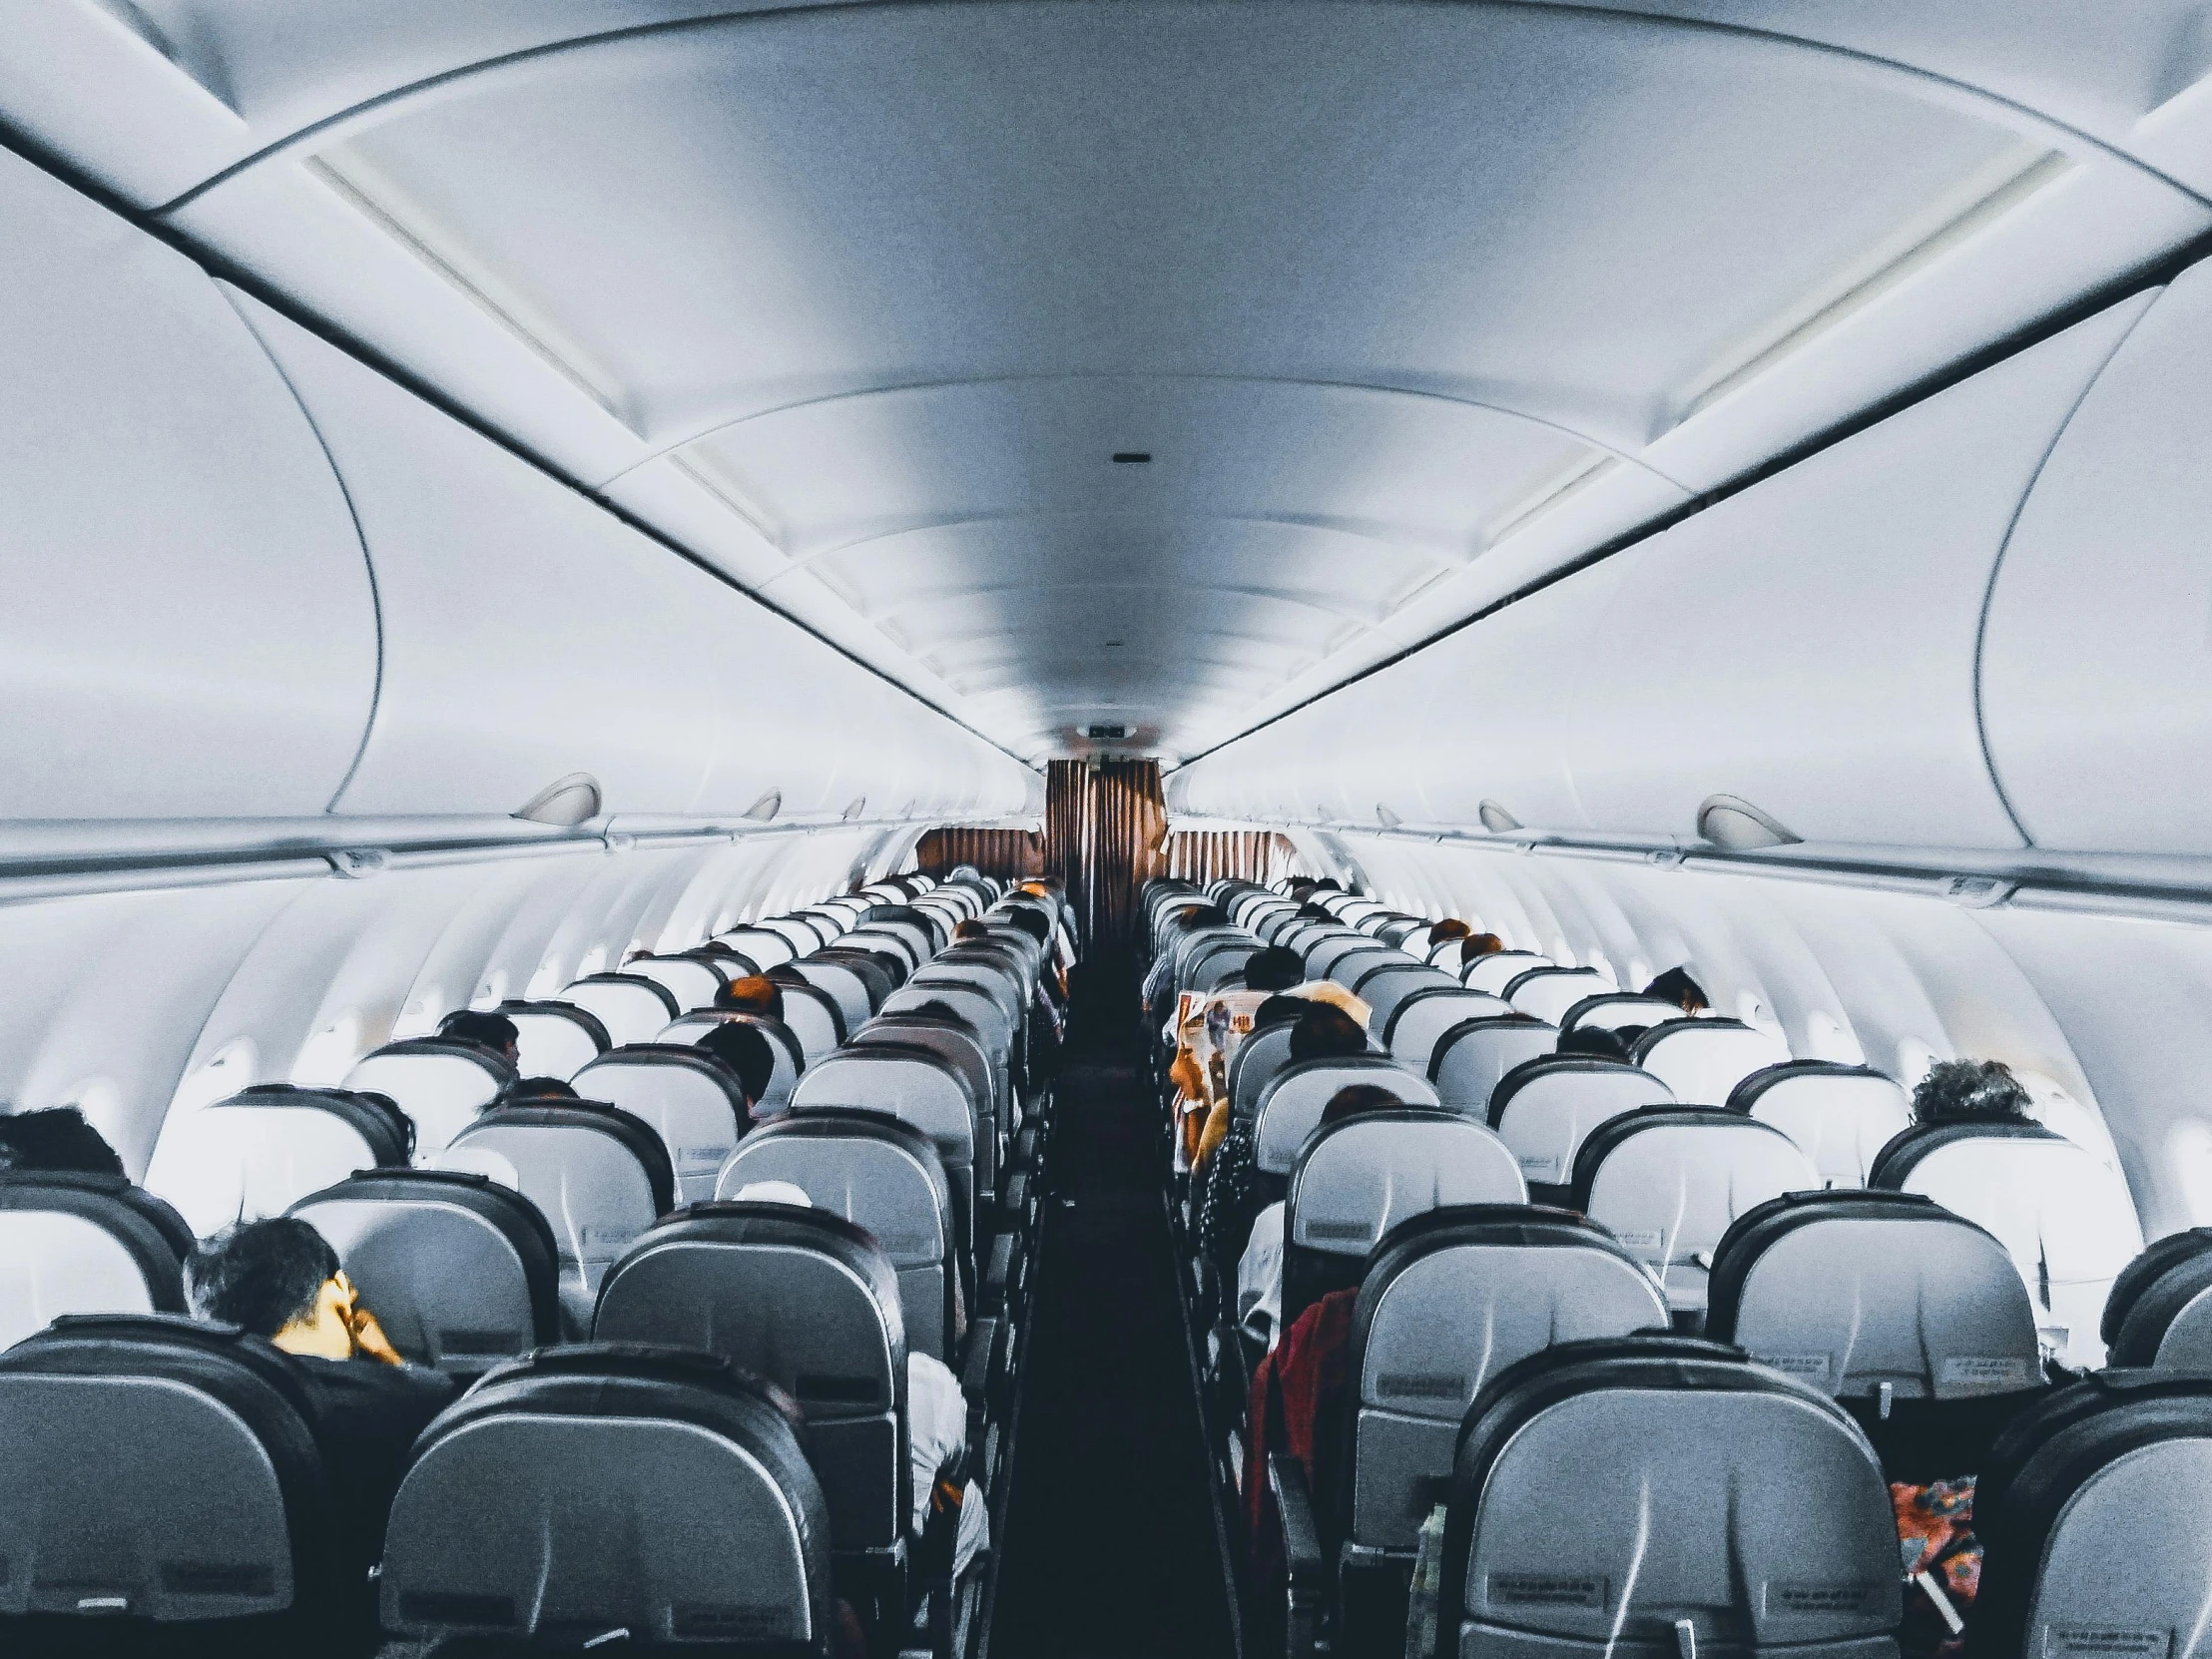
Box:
907;1352;988;1578
1237;1201;1287;1351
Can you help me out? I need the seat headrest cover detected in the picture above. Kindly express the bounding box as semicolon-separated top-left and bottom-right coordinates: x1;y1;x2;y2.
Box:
1427;1015;1558;1112
1486;1056;1677;1187
2103;1226;2212;1363
1287;1112;1525;1256
1254;1057;1441;1176
1628;1016;1793;1104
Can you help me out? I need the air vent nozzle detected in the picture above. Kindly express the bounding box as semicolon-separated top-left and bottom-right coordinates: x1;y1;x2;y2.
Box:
1695;794;1802;850
1477;800;1521;834
514;773;603;828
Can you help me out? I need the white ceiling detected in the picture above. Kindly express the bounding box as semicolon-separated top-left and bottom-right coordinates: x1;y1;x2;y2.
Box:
8;0;2212;763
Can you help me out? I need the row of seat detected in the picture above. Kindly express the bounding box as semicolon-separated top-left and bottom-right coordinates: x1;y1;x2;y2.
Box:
0;870;1071;1655
1147;874;2203;1659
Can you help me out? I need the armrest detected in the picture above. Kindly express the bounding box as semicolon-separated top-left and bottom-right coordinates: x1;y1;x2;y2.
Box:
961;1316;998;1405
1000;1169;1030;1229
980;1232;1015;1315
1268;1452;1326;1659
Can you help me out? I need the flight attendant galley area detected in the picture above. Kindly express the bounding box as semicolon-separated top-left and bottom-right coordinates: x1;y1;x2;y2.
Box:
4;8;2212;1659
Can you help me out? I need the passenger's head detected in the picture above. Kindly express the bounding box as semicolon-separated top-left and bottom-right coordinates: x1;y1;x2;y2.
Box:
955;918;990;942
697;1021;777;1107
438;1009;521;1069
1289;1003;1369;1063
1008;909;1050;946
1244;946;1304;993
1643;968;1710;1015
186;1217;363;1361
0;1106;125;1177
1427;919;1472;947
1912;1058;2033;1127
496;1076;578;1106
1556;1026;1630;1061
1253;994;1309;1031
1297;902;1336;921
1181;906;1230;932
716;974;785;1019
1319;1083;1409;1128
1459;933;1504;961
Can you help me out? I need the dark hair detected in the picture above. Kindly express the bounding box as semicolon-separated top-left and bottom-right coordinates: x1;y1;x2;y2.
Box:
955;919;990;941
1427;919;1472;946
1008;909;1050;946
497;1076;579;1106
0;1106;125;1177
1296;902;1336;921
185;1217;338;1338
1182;906;1230;931
1556;1026;1629;1061
1643;968;1710;1014
909;999;974;1032
1912;1058;2033;1126
1289;1003;1369;1063
717;975;785;1019
698;1022;776;1105
1253;994;1308;1031
1244;947;1304;993
439;1009;520;1060
1459;933;1504;962
1320;1083;1408;1128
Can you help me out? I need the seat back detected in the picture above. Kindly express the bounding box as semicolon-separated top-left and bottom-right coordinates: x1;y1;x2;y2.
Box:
1281;1113;1524;1324
0;1171;192;1350
444;1104;672;1335
1631;1017;1793;1103
1384;989;1511;1076
851;1016;1000;1147
1503;965;1611;1023
719;926;798;969
790;959;874;1036
1253;1058;1441;1180
718;1110;958;1362
1429;1015;1557;1116
288;1168;561;1374
1708;1189;2041;1402
380;1344;832;1649
1355;963;1455;1033
0;1314;332;1628
1229;1021;1300;1123
572;1047;753;1205
1487;1056;1676;1193
792;1047;980;1248
2104;1227;2212;1369
146;1084;411;1236
495;999;610;1081
815;947;899;1005
1437;1336;1900;1657
623;954;727;1011
1557;992;1684;1035
1872;1121;2143;1369
560;973;681;1047
1969;1371;2212;1659
840;928;919;975
1460;950;1548;994
768;977;847;1058
593;1205;907;1554
1305;932;1377;979
342;1037;511;1154
1728;1061;1910;1188
1572;1108;1821;1316
1328;946;1401;992
661;1011;804;1104
1346;1209;1666;1550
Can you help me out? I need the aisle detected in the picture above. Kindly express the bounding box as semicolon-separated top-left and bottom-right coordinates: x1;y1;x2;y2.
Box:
986;953;1239;1659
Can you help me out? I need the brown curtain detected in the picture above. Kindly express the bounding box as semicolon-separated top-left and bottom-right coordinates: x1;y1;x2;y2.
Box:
1160;829;1296;888
915;827;1044;882
1045;759;1167;948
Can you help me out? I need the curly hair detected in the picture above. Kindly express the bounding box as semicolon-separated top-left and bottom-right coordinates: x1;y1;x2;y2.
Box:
1911;1057;2033;1125
186;1217;338;1338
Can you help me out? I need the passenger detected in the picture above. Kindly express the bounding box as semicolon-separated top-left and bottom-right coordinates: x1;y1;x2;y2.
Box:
0;1104;125;1177
494;1075;580;1106
437;1008;521;1069
1556;1025;1631;1061
184;1216;458;1566
955;918;990;942
1911;1056;2034;1125
695;1020;778;1122
716;973;786;1020
1235;1084;1411;1350
1426;918;1472;949
1643;966;1711;1015
730;1182;987;1580
1143;904;1229;1025
1004;908;1051;949
1189;994;1310;1174
1243;945;1304;994
1458;930;1505;962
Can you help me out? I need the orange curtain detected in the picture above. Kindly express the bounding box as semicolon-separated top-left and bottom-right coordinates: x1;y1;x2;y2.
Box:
1045;759;1167;948
915;827;1044;881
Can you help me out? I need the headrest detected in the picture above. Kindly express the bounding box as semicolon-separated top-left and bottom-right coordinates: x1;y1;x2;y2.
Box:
1229;1022;1300;1121
288;1167;562;1371
1728;1060;1911;1187
1382;989;1512;1072
0;1313;331;1623
1460;951;1549;995
768;978;848;1053
1254;1058;1441;1177
1556;992;1685;1035
662;1010;804;1094
449;1102;674;1244
2103;1226;2212;1367
789;959;875;1036
792;1047;976;1163
1355;963;1456;1029
572;1046;752;1203
145;1084;413;1236
852;1017;995;1107
493;999;611;1080
0;1171;193;1350
814;947;901;1001
1288;1112;1526;1258
622;954;728;1011
717;927;798;969
1707;1189;2040;1400
343;1038;510;1155
1439;1334;1898;1651
1486;1056;1676;1188
559;972;682;1045
1629;1016;1792;1103
1501;966;1610;1024
1427;1015;1557;1114
381;1343;830;1648
718;1112;952;1267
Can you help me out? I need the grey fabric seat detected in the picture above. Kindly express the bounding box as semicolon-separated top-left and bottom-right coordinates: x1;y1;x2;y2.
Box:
851;1015;1002;1158
0;1171;193;1351
380;1344;832;1651
494;998;611;1081
718;925;799;969
593;1205;909;1565
1306;932;1379;979
662;1009;805;1101
1344;1208;1665;1556
1570;1107;1821;1319
2103;1226;2212;1369
1487;1055;1676;1197
443;1102;674;1338
1460;950;1549;994
1384;989;1511;1077
791;958;876;1037
1630;1016;1793;1104
1229;1022;1301;1124
1557;992;1685;1035
572;1045;754;1204
1432;1334;1900;1658
1253;1058;1441;1189
341;1037;510;1156
1728;1061;1911;1188
622;953;728;1011
1280;1112;1525;1326
1502;965;1611;1024
793;1047;981;1253
1354;963;1456;1034
719;1109;959;1361
288;1167;561;1375
144;1083;413;1237
560;971;681;1047
768;975;849;1060
1428;1015;1557;1118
